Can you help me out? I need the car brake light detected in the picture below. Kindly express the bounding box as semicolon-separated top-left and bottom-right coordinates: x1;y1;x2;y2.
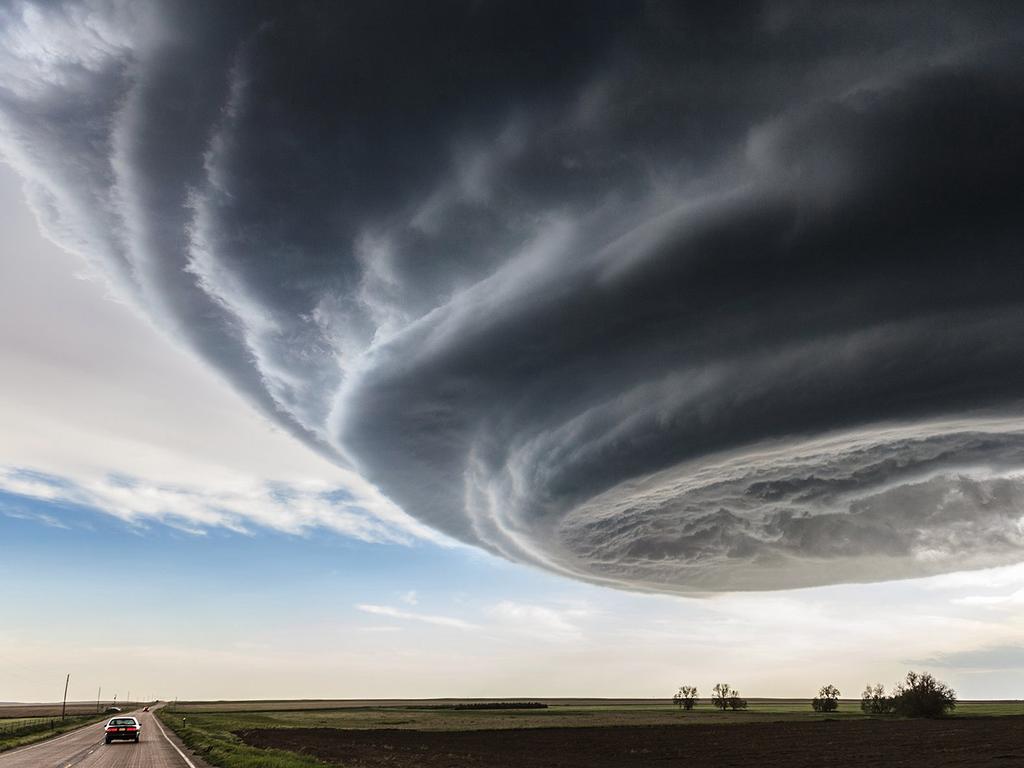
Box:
106;727;116;732
126;726;137;731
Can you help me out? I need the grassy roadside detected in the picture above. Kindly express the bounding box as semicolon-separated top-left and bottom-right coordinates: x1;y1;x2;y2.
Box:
156;708;327;768
0;714;107;753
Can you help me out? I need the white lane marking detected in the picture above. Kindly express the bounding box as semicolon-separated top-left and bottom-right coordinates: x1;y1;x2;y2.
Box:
152;716;197;768
0;721;100;756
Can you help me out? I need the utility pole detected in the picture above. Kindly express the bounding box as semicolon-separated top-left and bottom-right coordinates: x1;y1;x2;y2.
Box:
61;674;70;720
96;687;101;714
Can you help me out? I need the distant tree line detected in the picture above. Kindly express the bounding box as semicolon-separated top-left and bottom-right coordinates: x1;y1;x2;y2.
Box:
671;671;956;719
451;702;548;710
672;683;748;711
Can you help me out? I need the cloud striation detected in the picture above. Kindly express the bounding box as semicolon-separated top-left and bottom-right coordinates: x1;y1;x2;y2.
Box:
2;1;1023;590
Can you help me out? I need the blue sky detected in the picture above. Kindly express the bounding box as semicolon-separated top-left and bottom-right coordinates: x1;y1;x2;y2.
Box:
3;483;1024;702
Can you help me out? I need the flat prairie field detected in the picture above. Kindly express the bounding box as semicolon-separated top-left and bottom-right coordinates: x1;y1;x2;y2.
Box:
173;698;674;712
168;697;1022;724
0;702;117;717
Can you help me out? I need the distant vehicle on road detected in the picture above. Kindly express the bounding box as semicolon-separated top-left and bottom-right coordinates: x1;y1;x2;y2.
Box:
143;705;150;711
104;706;121;713
105;716;141;744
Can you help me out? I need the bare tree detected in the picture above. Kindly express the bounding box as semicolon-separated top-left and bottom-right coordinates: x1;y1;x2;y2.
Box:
860;683;892;714
673;685;698;711
712;683;746;711
712;682;732;711
727;690;747;711
811;683;840;712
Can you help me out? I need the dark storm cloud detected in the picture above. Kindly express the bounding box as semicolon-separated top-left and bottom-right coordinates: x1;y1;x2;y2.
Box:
2;1;1023;590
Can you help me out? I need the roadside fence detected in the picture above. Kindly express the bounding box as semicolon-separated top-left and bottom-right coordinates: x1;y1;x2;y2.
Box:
0;715;94;739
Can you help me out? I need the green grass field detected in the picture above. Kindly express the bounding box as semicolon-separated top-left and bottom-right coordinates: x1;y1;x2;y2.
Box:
0;702;126;717
157;708;324;768
168;697;1023;723
0;717;51;730
0;714;106;753
157;698;1024;768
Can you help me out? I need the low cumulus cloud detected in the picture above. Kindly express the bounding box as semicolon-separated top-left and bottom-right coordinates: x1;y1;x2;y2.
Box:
1;1;1023;591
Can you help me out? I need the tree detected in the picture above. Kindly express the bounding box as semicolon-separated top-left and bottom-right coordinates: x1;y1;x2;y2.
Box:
860;683;893;714
891;671;957;718
673;685;699;711
712;683;732;711
811;683;840;712
712;683;746;711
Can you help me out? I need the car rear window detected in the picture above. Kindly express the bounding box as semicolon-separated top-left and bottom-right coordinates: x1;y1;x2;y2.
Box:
110;718;137;725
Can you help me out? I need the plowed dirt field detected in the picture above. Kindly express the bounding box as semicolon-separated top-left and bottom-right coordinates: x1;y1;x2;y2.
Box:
238;715;1024;767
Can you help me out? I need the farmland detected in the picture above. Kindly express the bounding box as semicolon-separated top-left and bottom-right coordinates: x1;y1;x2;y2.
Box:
166;697;1022;724
0;702;118;718
156;698;1024;768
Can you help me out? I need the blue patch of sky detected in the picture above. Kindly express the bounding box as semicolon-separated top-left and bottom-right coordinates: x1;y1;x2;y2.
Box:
0;488;597;642
320;488;355;503
6;467;76;489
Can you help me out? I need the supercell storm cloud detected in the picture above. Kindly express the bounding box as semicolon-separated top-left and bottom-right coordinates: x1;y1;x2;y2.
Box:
2;1;1024;591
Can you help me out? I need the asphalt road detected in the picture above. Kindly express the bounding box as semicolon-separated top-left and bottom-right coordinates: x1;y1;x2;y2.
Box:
0;709;207;768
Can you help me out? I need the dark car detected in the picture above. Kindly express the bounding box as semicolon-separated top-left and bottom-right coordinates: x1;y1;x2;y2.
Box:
104;716;141;744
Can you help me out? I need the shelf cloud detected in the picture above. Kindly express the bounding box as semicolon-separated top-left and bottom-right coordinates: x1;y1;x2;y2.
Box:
2;1;1023;591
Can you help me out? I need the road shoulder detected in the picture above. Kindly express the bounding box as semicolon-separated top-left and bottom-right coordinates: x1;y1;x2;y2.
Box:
151;710;214;768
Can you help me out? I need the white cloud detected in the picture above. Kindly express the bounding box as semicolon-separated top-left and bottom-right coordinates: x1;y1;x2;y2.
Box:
0;466;432;543
485;601;588;642
952;590;1024;609
2;507;69;529
355;604;480;632
924;562;1024;591
355;598;595;644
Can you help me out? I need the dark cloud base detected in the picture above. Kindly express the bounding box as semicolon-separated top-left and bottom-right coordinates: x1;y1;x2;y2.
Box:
554;425;1024;591
1;1;1023;591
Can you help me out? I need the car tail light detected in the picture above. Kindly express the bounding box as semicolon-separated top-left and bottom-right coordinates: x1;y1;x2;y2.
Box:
105;727;116;732
126;727;137;731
